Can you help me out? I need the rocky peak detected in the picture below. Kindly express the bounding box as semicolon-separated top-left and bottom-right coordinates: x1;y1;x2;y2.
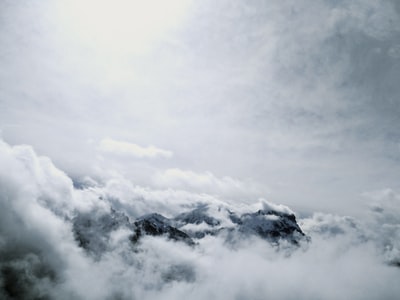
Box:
72;203;308;257
131;213;195;246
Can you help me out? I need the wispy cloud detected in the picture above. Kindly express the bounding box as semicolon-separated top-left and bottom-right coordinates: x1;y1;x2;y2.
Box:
153;168;265;199
99;138;173;159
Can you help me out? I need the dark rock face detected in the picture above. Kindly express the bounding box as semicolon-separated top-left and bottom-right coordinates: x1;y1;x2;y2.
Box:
131;213;195;246
72;204;307;257
174;206;222;239
174;206;220;227
237;210;305;244
228;211;243;225
174;207;306;245
389;259;400;268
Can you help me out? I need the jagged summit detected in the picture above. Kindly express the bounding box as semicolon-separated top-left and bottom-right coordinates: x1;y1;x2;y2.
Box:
132;213;195;246
237;209;305;244
72;202;307;256
174;206;306;243
174;206;221;227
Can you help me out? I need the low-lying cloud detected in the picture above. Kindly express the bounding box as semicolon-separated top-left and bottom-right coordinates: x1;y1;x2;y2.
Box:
1;139;399;300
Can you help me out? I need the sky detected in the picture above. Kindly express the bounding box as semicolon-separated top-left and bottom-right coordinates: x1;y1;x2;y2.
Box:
1;0;400;215
1;1;400;299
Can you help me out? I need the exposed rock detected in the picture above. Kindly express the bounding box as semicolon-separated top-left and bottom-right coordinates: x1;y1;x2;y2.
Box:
237;209;305;244
72;204;307;256
174;206;220;227
173;206;306;244
131;213;195;246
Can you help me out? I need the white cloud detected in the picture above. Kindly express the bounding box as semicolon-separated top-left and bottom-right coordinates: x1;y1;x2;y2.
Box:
261;200;294;215
99;138;173;159
154;168;237;189
0;138;400;299
153;168;266;200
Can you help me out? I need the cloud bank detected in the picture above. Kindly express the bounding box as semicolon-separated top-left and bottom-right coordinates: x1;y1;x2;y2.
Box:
0;139;399;300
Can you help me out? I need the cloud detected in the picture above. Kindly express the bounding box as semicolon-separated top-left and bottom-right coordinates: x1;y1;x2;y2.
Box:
154;168;241;189
362;189;400;266
1;0;400;297
1;138;400;300
153;168;266;200
300;213;363;239
299;193;400;268
98;138;173;159
1;0;400;216
0;140;85;299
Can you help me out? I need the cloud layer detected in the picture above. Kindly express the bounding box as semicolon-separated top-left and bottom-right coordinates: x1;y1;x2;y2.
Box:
0;139;399;299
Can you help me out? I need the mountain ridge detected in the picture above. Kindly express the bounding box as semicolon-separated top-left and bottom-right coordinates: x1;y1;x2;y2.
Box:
72;203;308;256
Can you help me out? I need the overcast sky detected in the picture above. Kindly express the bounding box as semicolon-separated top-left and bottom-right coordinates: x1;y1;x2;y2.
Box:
1;1;400;299
1;0;400;216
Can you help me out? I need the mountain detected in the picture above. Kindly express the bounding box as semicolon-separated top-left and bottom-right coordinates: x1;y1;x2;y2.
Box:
72;203;307;256
72;208;135;257
234;209;306;244
131;213;195;246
